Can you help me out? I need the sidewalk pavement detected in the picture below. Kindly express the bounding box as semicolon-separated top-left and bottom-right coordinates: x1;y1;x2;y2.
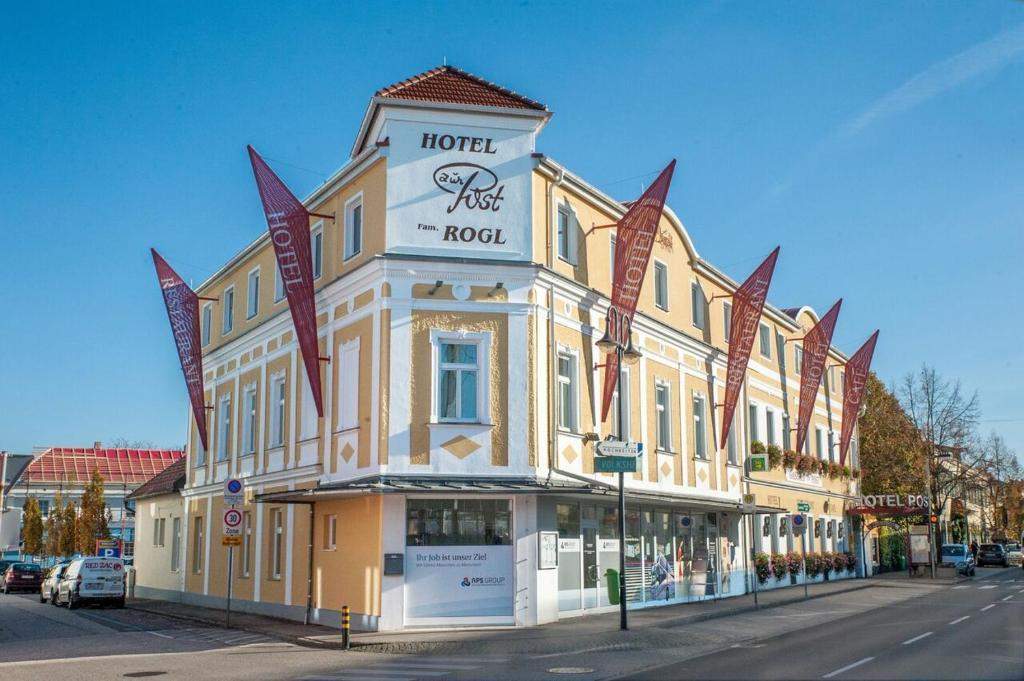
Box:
127;575;941;656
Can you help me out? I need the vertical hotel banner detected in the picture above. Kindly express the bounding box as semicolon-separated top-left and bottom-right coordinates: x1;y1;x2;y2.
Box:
794;299;842;453
719;247;780;448
247;146;324;417
151;249;208;451
600;160;676;422
839;330;879;466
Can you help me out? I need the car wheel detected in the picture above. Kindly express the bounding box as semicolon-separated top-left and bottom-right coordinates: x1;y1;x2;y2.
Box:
114;598;125;609
52;590;60;606
40;591;46;603
67;594;79;610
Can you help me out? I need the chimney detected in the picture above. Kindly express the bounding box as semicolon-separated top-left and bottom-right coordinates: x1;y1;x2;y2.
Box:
93;441;103;450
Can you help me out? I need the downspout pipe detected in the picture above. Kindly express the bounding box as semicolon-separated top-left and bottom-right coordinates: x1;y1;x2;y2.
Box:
546;166;565;475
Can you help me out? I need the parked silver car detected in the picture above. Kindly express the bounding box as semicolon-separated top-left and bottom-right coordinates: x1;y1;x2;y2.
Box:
940;543;976;576
40;562;69;603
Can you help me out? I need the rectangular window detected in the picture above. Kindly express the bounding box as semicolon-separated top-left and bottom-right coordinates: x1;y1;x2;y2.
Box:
406;499;512;546
271;508;283;579
840;370;845;394
654;262;669;310
783;413;792;450
609;234;616;270
344;196;362;260
216;397;231;461
311;224;323;279
557;206;571;262
152;517;164;547
693;394;708;459
795;345;803;375
748;403;759;443
246;268;260;319
758;323;771;358
222;287;234;334
815;427;825;460
324;514;337;550
727;414;739;464
766;408;777;447
437;342;479;422
242;387;257;455
242;511;252;576
655;384;671;450
828;430;836;463
170;517;181;573
192;516;204;574
274;265;285;302
202;304;213;346
610;367;631;439
557;352;577;431
270;376;286;447
691;282;705;328
338;342;360;430
723;302;732;341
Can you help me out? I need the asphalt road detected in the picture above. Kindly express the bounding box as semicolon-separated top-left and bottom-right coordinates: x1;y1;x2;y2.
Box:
619;566;1024;681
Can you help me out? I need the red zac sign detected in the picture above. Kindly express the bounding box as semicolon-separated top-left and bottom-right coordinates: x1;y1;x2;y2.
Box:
795;299;842;453
599;160;676;422
151;249;208;451
839;330;879;466
247;146;324;418
719;247;780;448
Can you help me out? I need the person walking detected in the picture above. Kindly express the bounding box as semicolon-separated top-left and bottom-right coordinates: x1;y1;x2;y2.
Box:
970;540;979;563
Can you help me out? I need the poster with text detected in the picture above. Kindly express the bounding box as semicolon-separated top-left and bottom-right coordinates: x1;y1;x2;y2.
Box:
405;546;514;620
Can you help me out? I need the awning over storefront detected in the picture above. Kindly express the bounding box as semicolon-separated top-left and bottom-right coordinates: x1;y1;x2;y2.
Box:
254;473;786;514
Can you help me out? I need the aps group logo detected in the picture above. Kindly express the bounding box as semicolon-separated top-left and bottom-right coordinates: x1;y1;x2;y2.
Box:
459;575;507;588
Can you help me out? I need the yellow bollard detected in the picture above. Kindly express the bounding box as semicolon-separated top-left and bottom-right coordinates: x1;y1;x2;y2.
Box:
341;605;350;650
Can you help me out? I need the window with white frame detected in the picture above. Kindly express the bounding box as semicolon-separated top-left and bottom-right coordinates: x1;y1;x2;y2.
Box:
202;304;213;346
241;511;252;576
765;408;776;447
274;265;285;302
748;403;759;443
693;394;708;459
654;262;669;310
299;370;318;440
815;426;825;460
192;516;204;574
338;341;360;430
271;508;283;579
557;351;578;431
727;412;739;464
557;205;572;262
311;222;323;279
691;282;705;329
655;383;671;450
795;345;803;374
436;339;482;422
782;413;792;450
344;194;362;260
170;517;181;572
828;430;836;463
609;234;616;271
723;302;732;341
242;386;257;455
323;514;337;550
222;287;234;334
216;396;231;461
610;366;631;438
247;268;260;319
269;374;286;447
152;517;166;547
840;370;845;394
758;322;771;358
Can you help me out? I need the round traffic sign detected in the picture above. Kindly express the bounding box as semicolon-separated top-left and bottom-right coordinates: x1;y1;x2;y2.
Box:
224;508;243;528
226;479;243;494
793;514;805;526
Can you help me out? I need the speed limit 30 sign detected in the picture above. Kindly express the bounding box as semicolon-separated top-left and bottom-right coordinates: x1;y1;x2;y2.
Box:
223;508;244;537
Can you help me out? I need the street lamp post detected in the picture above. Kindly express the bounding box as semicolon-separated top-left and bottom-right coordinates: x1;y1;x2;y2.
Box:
597;307;642;631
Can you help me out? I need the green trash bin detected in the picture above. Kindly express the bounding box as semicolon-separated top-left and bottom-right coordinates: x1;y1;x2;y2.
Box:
605;569;620;605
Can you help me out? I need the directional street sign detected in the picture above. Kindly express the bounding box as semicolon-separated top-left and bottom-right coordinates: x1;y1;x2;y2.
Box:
223;507;244;538
792;513;807;535
595;455;638;473
224;478;245;506
596;440;643;457
797;501;811;512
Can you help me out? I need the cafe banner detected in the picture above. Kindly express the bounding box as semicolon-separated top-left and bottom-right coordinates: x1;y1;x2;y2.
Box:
839;330;879;466
719;247;780;448
599;160;677;422
247;145;324;417
795;299;842;453
151;249;208;451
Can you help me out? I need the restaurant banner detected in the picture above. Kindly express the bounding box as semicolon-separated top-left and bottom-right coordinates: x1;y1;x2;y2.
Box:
599;160;677;422
247;145;324;417
839;330;879;466
719;247;780;448
151;249;208;451
795;299;842;453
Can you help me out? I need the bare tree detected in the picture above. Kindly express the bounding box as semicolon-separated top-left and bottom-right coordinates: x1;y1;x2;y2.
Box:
981;432;1021;540
107;438;157;449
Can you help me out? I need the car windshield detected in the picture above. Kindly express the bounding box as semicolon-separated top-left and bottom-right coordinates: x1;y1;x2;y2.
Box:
981;544;1000;551
14;563;41;572
942;546;965;556
1005;544;1021;552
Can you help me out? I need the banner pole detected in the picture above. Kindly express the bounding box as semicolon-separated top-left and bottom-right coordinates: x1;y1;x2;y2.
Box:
226;545;233;628
749;514;759;609
617;345;628;631
802;516;809;600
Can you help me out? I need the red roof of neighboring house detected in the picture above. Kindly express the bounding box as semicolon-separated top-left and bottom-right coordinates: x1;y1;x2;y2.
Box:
22;447;184;485
127;458;187;501
375;65;546;111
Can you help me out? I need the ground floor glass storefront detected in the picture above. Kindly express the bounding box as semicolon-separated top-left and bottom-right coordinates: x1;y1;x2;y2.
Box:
546;498;745;615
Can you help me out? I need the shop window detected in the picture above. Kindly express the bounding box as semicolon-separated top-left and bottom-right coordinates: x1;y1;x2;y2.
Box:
655;383;671;451
406;499;512;546
201;304;213;346
758;323;771;358
654;262;669;310
344;194;363;260
222;286;234;334
192;516;204;574
311;222;323;279
170;517;181;573
271;508;283;579
241;512;252;577
557;352;578;432
324;514;337;550
216;396;231;461
437;340;481;422
693;394;708;459
556;503;580;538
247;267;260;319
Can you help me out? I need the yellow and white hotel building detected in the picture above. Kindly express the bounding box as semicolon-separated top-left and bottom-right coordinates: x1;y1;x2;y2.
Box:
170;66;863;631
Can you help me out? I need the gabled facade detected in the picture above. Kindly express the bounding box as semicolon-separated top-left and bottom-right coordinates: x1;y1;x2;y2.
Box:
177;66;863;631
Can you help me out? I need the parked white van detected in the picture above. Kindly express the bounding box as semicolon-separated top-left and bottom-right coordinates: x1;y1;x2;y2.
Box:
55;557;126;609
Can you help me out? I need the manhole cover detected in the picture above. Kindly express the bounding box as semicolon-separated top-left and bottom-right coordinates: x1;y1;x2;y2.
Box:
548;668;594;675
123;673;167;678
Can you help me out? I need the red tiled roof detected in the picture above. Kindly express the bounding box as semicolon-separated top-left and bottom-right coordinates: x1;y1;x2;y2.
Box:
126;458;186;501
376;65;546;111
22;447;184;485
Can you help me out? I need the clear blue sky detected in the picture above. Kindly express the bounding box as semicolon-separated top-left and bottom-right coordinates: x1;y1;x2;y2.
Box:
1;3;1021;457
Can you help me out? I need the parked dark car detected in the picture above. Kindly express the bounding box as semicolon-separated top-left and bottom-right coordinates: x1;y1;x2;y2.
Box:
0;560;13;577
1;562;44;594
977;543;1009;567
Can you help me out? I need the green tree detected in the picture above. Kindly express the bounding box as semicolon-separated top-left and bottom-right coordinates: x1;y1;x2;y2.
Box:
858;372;926;497
76;468;110;554
45;494;64;558
59;499;78;557
22;497;44;557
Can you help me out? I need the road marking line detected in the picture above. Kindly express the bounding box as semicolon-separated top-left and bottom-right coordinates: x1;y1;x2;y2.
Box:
979;585;997;590
1001;595;1014;602
371;663;480;670
981;604;996;612
325;670;448;677
1018;588;1024;594
901;632;933;645
147;631;174;639
823;657;875;678
952;585;969;589
948;616;970;625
